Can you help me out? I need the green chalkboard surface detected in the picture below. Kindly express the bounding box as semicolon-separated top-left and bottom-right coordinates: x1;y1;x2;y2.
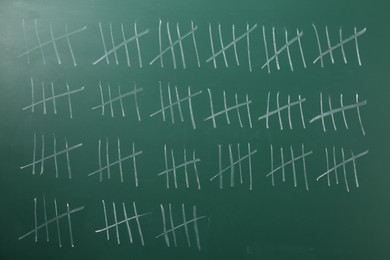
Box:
1;0;390;259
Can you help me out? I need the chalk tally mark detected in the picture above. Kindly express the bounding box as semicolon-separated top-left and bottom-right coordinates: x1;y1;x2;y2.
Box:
150;82;202;129
205;89;253;128
258;92;306;130
96;200;151;245
20;133;82;179
261;26;306;73
23;77;84;118
318;147;368;192
92;81;142;120
207;23;257;71
19;196;85;247
312;25;366;67
210;143;257;190
19;19;86;66
156;204;205;250
150;20;200;69
267;144;312;190
88;138;142;186
93;22;150;66
158;145;201;190
309;93;367;135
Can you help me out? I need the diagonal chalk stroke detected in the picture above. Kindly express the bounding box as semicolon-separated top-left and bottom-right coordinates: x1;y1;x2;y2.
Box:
206;24;258;65
312;25;366;66
150;24;198;66
93;24;150;65
19;197;84;246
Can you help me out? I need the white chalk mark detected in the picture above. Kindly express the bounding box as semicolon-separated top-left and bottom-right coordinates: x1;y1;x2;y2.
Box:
270;145;275;186
287;95;293;129
50;23;61;65
248;143;253;190
333;146;339;184
277;92;283;130
218;23;228;67
298;94;306;128
117;138;124;182
319;93;326;132
18;25;87;59
325;147;331;186
19;198;84;246
113;203;120;244
290;146;297;187
34;197;38;242
272;27;280;70
53;134;58;178
235;94;243;127
232;24;240;66
206;24;258;65
302;144;309;191
30;78;35;112
54;199;62;247
312;27;366;65
262;26;270;73
207;89;216;128
297;28;307;68
164;145;169;189
238;144;243;184
341;148;350;192
210;145;257;182
312;24;324;67
317;149;369;183
223;91;231;124
285;29;293;71
98;82;105;116
121;23;131;67
32;132;37;175
191;21;201;67
184;148;189;188
65;25;77;66
102;200;109;240
175;86;184;122
159;82;166;121
262;28;304;70
51;83;57;114
122;203;133;243
34;19;46;64
168;204;177;247
246;94;253;128
229;144;234;187
208;23;217;68
325;26;334;64
281;147;285;182
166;22;177;69
351;151;359;187
218;145;223;189
167;83;175;124
98;140;103;182
265;92;270;128
22;19;30;64
356;93;366;136
247;23;252;72
40;134;45;175
192;206;201;251
118;85;125;117
266;149;313;178
193;151;201;190
133;202;146;246
65;84;73;118
65;139;72;179
134;22;143;67
160;204;170;246
108;84;114;118
339;27;348;64
106;138;111;179
176;23;186;69
133;143;139;187
93;26;150;65
158;20;164;67
188;87;197;129
340;94;349;129
328;96;337;131
42;82;47;115
182;204;191;247
98;22;110;64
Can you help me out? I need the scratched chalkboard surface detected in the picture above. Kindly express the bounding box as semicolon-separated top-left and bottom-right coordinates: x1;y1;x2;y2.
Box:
1;0;390;259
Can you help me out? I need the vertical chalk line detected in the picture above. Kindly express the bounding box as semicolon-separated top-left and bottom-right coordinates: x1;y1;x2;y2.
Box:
54;198;62;247
99;22;110;64
109;23;118;65
209;24;217;68
158;19;164;68
65;24;77;66
325;26;334;64
297;28;307;68
272;27;280;70
108;84;114;117
166;22;177;69
218;23;228;67
312;24;324;67
328;96;337;131
262;26;270;73
122;203;133;244
134;22;143;67
168;204;177;247
175;86;184;122
191;21;201;67
34;19;46;64
50;23;61;64
121;23;131;67
285;29;293;71
167;83;175;124
247;23;252;72
232;24;240;66
176;23;186;69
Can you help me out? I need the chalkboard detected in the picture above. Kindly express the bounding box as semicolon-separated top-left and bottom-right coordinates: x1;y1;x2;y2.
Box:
1;0;390;259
